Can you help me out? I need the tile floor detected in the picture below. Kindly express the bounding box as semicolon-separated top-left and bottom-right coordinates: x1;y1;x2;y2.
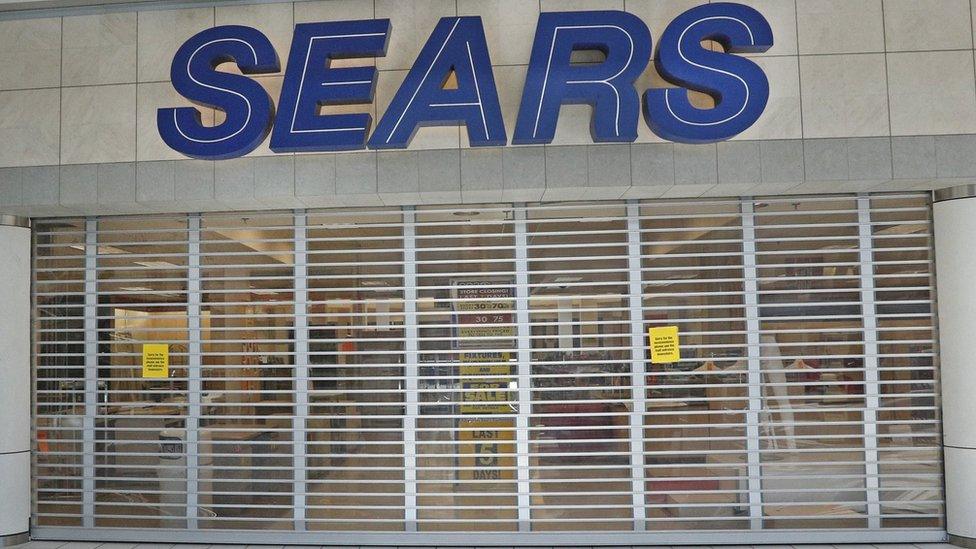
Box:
8;543;963;549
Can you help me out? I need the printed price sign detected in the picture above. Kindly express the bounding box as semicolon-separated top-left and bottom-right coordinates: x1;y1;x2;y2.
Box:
142;343;170;378
459;418;515;481
649;326;680;364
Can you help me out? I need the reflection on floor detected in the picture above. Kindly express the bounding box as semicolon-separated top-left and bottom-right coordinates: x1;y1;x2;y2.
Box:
14;542;961;549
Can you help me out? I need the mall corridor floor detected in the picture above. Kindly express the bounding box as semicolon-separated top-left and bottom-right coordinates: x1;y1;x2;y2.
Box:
8;542;963;549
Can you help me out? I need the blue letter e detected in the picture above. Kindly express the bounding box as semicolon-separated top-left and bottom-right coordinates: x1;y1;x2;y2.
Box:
512;11;652;145
644;3;773;143
157;26;280;160
271;19;390;153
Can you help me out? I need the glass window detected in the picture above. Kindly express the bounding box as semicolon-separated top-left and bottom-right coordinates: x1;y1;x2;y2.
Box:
870;195;942;528
527;203;633;531
34;218;87;527
30;194;943;538
640;200;749;530
415;205;519;532
94;216;190;528
753;198;868;528
305;208;406;531
198;212;296;530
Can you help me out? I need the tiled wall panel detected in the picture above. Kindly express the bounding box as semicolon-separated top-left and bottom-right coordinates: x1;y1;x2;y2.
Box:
0;0;972;215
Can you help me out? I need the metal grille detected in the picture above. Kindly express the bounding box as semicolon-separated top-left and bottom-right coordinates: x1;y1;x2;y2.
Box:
31;194;944;545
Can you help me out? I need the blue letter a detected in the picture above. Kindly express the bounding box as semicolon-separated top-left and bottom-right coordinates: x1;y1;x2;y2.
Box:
369;16;507;149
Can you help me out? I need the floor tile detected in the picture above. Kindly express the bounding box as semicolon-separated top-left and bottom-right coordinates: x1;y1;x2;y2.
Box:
17;542;959;549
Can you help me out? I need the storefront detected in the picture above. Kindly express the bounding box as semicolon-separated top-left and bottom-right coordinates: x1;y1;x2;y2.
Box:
0;0;975;546
25;195;944;546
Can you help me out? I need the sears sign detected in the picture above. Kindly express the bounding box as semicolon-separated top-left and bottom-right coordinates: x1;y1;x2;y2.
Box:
158;2;773;160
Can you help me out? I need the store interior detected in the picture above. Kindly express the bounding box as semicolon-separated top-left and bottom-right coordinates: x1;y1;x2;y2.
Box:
32;197;942;532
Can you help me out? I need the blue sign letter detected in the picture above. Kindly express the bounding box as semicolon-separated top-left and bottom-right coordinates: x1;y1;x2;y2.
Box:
512;11;652;145
644;3;773;143
270;19;390;153
368;16;506;149
157;26;280;160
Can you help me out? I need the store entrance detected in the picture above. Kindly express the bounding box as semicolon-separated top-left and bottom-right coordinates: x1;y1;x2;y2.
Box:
31;195;944;544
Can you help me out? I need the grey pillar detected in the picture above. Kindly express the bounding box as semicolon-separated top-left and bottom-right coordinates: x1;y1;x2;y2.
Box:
0;216;31;546
934;186;976;548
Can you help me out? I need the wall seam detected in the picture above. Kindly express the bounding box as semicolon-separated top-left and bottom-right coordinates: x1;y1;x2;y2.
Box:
57;15;63;168
879;0;896;177
133;10;139;166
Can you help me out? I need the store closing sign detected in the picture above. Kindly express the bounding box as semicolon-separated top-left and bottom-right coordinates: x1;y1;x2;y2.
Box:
158;2;773;160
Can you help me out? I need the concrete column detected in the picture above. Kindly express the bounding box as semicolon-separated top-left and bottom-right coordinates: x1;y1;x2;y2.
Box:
0;216;30;546
934;186;976;548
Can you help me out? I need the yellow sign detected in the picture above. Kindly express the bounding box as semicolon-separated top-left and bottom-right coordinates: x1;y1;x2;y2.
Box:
459;351;511;377
457;324;516;339
142;343;170;378
649;326;680;364
459;418;516;481
459;351;512;414
461;381;512;414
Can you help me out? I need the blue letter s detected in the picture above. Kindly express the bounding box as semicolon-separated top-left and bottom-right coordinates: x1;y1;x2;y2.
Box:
644;2;773;143
157;26;280;160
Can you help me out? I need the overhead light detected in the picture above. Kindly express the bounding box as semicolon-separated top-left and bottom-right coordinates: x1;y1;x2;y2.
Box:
117;288;180;298
644;273;698;287
553;276;583;283
361;280;388;287
249;284;279;296
875;223;928;236
133;261;181;269
70;245;129;255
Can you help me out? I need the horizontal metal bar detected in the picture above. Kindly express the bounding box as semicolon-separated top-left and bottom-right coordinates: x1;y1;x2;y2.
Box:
26;519;944;543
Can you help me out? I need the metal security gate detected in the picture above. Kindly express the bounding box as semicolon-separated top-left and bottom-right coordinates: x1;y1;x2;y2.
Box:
30;194;945;545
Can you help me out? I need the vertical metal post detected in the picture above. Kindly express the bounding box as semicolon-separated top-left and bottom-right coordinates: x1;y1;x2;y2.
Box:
403;207;419;532
741;200;764;530
293;210;309;531
82;218;97;528
857;196;882;529
626;201;647;531
30;227;38;527
513;206;532;532
186;214;202;529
